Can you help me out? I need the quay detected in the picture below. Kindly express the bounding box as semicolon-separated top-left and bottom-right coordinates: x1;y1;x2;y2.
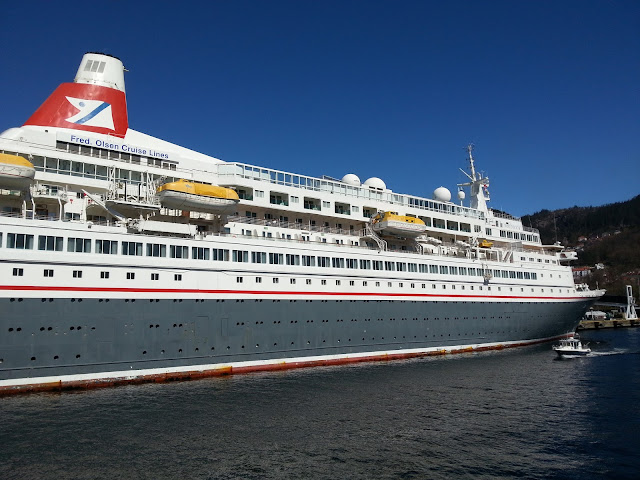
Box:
578;285;637;330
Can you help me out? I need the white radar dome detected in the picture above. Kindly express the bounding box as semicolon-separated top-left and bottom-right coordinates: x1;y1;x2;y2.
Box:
364;177;386;190
433;186;452;202
341;173;361;186
457;190;466;201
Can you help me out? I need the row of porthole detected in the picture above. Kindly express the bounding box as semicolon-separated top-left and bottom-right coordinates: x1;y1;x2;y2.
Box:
8;326;96;332
6;328;532;365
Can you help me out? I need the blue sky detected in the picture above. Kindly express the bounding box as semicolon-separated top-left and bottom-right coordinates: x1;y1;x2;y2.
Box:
1;0;638;217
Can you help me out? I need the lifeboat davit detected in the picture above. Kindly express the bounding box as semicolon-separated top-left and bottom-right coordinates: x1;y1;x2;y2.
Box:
157;179;239;214
372;212;427;237
0;153;36;189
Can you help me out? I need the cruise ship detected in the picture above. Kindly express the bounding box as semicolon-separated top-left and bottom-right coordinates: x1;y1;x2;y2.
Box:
0;53;603;394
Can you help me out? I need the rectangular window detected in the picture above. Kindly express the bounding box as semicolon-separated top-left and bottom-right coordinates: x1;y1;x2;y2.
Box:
151;273;159;280
269;253;284;265
126;272;135;280
468;268;476;276
68;237;92;253
252;251;267;264
100;271;109;279
286;254;300;266
13;268;24;276
7;233;34;249
396;262;407;272
302;255;315;267
170;245;189;259
450;266;458;275
146;243;167;257
38;235;63;251
359;259;371;270
332;258;344;268
346;259;358;269
439;265;449;275
429;265;438;274
237;277;243;283
73;270;83;278
419;264;428;273
192;247;210;260
174;274;182;281
408;263;418;272
122;241;143;256
96;239;117;254
373;261;383;271
317;256;330;268
212;249;229;261
233;250;249;262
384;261;395;271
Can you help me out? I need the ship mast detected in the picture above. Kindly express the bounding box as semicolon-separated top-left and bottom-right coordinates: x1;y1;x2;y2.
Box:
457;144;490;214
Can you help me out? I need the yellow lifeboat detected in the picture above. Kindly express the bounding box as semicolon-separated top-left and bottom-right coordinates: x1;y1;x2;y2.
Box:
0;153;36;189
478;239;493;248
371;212;427;237
157;179;239;214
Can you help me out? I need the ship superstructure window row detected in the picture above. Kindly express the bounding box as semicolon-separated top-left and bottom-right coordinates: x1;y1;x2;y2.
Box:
2;232;543;281
217;162;485;221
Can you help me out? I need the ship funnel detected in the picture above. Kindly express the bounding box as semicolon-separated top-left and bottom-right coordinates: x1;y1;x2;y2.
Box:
74;52;126;93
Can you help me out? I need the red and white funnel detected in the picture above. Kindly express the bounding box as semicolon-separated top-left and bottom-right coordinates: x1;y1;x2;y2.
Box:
24;52;129;137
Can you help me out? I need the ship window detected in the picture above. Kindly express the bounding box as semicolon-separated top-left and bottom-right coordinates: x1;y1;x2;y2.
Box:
237;277;243;283
269;253;283;265
146;243;167;257
429;265;438;274
363;281;368;286
336;280;341;286
375;282;380;287
100;271;109;279
332;258;344;268
170;245;188;259
321;280;327;285
233;250;249;262
256;277;262;283
175;274;182;281
384;262;395;271
359;259;371;270
290;278;296;284
7;233;34;250
95;239;117;255
122;241;143;256
252;252;267;264
126;272;135;280
306;279;311;285
13;268;23;277
317;256;330;268
273;278;279;284
151;273;159;281
286;254;300;266
439;266;449;275
38;235;63;251
73;270;83;278
302;255;315;267
192;247;210;260
212;249;229;261
396;262;407;272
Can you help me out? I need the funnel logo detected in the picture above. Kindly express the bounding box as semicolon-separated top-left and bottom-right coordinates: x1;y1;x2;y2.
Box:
65;97;115;131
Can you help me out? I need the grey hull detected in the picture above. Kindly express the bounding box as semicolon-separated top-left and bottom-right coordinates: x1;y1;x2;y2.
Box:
1;296;593;383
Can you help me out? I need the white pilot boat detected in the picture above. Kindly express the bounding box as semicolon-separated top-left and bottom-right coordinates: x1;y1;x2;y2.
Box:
553;335;591;357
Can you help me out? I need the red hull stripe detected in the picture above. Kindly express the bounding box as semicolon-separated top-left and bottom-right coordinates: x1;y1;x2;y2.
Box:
0;285;586;301
0;334;571;396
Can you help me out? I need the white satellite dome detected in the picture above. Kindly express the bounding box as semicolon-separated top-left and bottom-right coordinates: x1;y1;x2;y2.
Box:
457;190;466;201
433;186;452;202
341;173;361;186
363;177;386;190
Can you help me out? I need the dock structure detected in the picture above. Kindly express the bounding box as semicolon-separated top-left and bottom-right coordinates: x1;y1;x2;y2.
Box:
578;285;638;330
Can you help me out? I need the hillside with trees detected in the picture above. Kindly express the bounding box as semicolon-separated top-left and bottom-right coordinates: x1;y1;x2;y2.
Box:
521;195;640;295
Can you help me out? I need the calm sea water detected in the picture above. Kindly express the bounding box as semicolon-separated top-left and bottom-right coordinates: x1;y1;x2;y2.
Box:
1;328;639;480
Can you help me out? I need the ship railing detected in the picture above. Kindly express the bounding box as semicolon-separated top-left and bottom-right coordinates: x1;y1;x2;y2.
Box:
226;214;365;237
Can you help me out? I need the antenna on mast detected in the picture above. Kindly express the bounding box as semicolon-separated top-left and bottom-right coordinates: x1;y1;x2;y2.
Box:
466;144;476;181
